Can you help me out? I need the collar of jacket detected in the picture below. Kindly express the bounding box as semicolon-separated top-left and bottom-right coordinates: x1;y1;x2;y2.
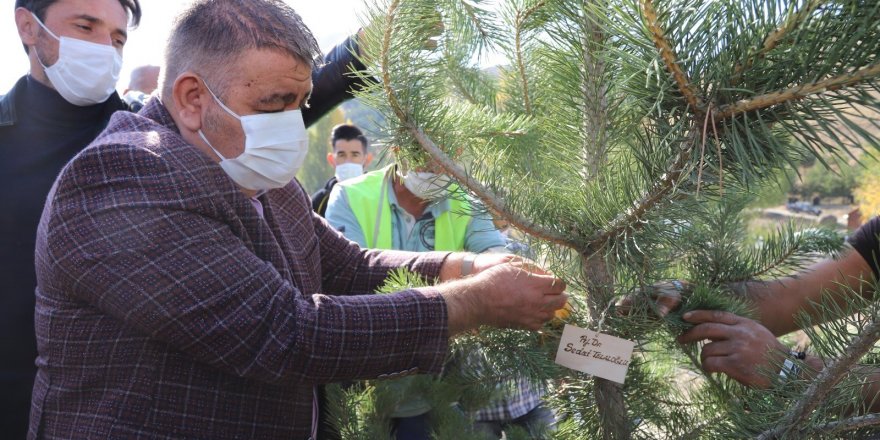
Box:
0;75;132;127
0;75;27;127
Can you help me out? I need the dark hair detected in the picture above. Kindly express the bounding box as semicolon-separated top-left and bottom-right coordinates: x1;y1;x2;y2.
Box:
16;0;142;53
161;0;322;100
331;124;369;152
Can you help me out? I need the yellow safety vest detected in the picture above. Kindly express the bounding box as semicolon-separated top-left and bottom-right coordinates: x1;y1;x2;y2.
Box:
339;165;471;251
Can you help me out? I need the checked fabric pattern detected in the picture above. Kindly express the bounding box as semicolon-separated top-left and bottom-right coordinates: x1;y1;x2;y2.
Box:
30;99;451;439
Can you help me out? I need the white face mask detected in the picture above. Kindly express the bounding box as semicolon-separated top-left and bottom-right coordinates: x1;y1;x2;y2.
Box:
335;162;364;182
32;13;122;106
198;82;309;192
401;171;453;201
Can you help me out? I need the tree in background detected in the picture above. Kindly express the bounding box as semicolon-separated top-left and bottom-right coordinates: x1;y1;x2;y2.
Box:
855;157;880;218
797;160;859;201
332;0;880;438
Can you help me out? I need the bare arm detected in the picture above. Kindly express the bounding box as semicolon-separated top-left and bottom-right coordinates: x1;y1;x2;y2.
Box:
738;249;875;336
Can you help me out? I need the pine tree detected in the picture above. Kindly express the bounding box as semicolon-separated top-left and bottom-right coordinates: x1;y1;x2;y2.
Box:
332;0;880;438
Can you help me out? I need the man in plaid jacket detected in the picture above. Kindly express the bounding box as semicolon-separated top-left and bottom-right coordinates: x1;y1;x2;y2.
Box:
30;1;567;438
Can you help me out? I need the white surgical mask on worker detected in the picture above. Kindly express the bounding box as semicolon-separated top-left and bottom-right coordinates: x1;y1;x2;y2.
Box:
401;171;453;200
198;82;309;192
334;162;364;182
31;13;122;106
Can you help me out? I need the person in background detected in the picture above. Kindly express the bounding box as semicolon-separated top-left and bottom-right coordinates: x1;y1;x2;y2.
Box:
29;1;568;438
0;0;380;437
325;163;556;439
121;63;159;111
1;2;142;437
311;123;373;216
125;64;159;94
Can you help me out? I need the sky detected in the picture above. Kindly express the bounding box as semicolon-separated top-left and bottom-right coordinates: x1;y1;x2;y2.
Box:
0;0;366;92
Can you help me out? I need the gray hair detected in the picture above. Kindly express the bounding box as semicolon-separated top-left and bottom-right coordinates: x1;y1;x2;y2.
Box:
160;0;322;100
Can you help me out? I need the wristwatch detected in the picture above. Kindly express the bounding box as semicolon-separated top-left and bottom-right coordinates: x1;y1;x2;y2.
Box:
461;254;476;277
779;349;807;380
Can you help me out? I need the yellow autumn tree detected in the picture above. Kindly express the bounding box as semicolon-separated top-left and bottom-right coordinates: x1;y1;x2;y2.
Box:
855;157;880;219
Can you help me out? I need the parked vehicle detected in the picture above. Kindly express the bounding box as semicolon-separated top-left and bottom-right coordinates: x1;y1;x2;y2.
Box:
786;201;822;216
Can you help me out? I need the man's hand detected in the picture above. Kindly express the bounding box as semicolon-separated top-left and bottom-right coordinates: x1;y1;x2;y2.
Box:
438;252;545;281
616;280;685;318
442;262;567;334
472;253;548;275
677;310;788;388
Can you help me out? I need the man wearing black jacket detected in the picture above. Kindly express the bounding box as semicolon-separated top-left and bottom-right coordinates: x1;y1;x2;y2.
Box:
311;123;372;217
0;1;370;436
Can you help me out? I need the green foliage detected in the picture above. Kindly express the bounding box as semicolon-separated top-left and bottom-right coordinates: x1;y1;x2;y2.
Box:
678;199;846;284
345;0;880;437
797;162;860;198
335;268;561;438
749;167;796;208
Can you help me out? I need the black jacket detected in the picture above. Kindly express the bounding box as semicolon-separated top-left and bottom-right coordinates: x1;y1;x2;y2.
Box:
311;176;339;217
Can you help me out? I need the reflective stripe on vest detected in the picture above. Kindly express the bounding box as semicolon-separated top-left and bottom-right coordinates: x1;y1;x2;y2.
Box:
339;165;471;251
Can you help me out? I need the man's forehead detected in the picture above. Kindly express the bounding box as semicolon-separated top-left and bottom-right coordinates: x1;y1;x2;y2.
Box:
47;0;129;26
229;51;311;85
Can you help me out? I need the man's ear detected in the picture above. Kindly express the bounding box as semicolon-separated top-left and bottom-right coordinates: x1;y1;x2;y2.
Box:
364;152;374;168
15;7;39;47
326;152;336;167
171;73;207;133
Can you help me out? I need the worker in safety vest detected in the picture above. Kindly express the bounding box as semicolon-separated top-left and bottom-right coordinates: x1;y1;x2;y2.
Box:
325;164;505;252
325;163;556;439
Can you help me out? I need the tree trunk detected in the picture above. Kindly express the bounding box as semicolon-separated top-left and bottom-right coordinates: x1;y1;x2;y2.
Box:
580;1;609;181
582;253;630;440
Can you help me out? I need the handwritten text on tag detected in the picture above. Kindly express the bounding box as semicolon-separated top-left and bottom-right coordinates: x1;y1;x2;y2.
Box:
554;324;635;384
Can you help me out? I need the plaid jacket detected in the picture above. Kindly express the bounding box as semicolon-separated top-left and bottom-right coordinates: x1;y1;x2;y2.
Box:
30;99;451;439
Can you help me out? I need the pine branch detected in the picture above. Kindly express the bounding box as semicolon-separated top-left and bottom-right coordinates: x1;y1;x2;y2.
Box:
717;63;880;120
587;129;695;248
377;0;578;249
676;415;726;440
449;71;484;106
756;318;880;440
640;0;706;113
737;247;796;282
805;413;880;435
460;0;490;41
513;1;545;115
732;0;825;82
759;1;819;55
380;0;408;124
409;126;579;249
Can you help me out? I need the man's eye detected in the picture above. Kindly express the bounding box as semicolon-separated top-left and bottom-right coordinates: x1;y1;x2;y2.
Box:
76;24;92;31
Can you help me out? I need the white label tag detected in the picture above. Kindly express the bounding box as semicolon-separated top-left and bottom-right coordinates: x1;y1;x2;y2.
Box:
554;324;635;384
